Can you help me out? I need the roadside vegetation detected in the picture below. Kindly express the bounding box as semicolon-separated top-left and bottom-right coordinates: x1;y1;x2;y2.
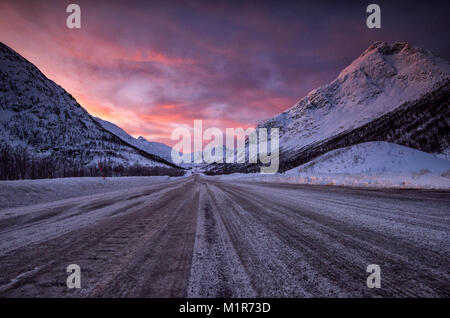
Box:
0;145;185;180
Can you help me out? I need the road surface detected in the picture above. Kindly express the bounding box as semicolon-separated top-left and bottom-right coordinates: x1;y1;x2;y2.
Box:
0;175;449;297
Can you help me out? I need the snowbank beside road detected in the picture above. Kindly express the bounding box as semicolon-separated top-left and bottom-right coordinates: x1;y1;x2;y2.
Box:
290;142;450;175
221;172;450;190
218;142;450;190
0;176;175;209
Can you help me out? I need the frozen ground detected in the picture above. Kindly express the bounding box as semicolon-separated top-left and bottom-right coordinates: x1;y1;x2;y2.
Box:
0;175;448;297
221;142;450;190
0;176;174;209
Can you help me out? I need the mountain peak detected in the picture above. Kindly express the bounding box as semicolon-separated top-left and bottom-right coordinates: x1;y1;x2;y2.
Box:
360;41;412;56
337;41;447;80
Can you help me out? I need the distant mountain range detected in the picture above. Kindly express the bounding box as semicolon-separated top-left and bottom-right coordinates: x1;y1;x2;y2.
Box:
94;117;233;166
94;117;175;163
207;42;450;174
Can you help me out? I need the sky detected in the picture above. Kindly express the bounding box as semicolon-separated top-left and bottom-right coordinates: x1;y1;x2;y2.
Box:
0;0;449;146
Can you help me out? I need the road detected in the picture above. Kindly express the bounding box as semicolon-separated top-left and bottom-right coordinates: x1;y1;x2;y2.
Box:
0;175;449;297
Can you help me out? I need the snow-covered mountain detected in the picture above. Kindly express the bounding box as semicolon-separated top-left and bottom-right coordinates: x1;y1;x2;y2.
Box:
0;42;179;173
136;136;175;163
208;42;450;174
265;42;449;150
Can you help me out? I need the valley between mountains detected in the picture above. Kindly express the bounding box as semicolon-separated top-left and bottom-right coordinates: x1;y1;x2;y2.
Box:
0;40;449;298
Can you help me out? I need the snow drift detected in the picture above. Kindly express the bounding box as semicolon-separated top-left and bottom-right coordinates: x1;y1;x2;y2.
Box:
289;141;450;175
220;142;450;189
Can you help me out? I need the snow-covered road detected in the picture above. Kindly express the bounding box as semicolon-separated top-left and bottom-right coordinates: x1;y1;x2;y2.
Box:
0;175;449;297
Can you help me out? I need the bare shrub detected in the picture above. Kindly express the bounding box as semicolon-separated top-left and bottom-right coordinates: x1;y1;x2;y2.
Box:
441;170;450;179
412;168;431;178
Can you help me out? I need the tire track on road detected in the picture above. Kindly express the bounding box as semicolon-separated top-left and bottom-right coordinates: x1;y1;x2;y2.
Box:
0;176;198;297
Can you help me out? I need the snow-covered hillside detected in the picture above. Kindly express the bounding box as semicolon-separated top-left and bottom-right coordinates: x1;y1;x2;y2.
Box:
0;176;175;209
289;142;450;175
0;42;176;173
